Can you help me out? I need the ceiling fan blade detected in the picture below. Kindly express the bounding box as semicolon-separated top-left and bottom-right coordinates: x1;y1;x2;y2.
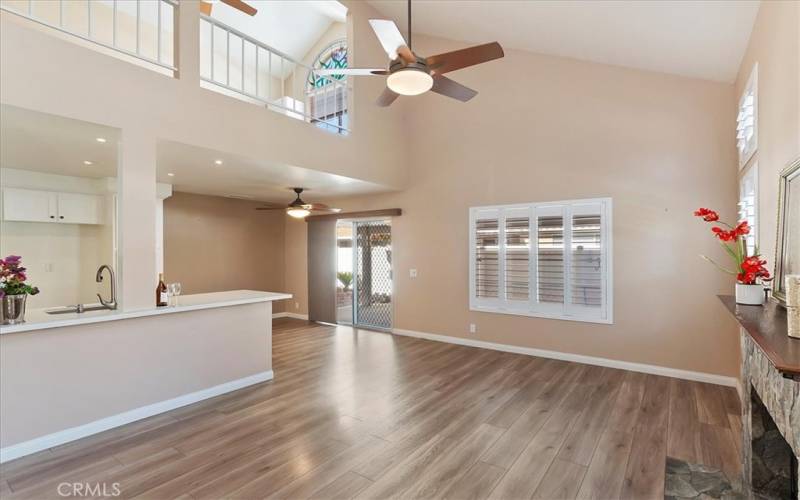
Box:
425;42;504;75
303;203;341;211
430;75;478;102
369;20;415;63
221;0;257;16
310;207;343;213
314;68;387;76
376;87;400;107
255;207;288;211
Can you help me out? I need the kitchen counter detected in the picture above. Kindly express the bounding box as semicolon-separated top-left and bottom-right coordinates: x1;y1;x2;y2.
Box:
0;290;292;335
1;289;289;462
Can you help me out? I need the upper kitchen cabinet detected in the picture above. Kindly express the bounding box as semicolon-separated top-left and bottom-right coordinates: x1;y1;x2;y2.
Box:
1;188;104;225
1;187;55;223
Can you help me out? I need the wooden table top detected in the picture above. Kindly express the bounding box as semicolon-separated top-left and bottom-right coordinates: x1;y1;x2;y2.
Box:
719;295;800;378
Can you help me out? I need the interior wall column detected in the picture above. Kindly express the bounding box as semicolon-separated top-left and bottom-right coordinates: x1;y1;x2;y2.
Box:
118;129;157;310
176;0;200;88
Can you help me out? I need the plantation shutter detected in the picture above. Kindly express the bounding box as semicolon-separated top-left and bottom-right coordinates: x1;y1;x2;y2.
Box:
308;85;347;120
568;202;605;316
504;209;530;303
470;199;612;323
472;209;500;304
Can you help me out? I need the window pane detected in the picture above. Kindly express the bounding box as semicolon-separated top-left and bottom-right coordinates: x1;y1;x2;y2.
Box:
571;214;602;307
739;166;757;256
537;215;564;303
475;218;499;298
505;217;529;300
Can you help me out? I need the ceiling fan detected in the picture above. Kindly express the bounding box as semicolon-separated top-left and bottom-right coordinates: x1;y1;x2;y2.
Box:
314;0;504;107
255;188;342;219
199;0;257;17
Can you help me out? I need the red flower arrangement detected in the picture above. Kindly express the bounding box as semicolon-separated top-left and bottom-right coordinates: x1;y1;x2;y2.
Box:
693;208;771;285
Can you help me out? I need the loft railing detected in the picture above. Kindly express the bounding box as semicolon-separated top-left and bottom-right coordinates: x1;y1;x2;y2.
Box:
0;0;177;72
200;15;349;135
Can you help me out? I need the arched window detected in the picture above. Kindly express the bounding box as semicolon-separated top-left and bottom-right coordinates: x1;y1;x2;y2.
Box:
306;39;348;134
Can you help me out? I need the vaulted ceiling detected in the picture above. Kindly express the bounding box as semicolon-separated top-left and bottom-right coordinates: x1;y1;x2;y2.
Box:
367;0;761;82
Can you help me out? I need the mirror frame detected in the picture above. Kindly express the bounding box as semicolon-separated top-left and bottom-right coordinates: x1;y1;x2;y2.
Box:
773;157;800;306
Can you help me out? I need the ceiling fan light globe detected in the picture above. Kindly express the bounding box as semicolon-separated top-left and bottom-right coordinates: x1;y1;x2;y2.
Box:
387;68;433;96
287;208;311;219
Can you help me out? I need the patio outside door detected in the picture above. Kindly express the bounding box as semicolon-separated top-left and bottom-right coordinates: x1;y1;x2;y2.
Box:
336;219;393;329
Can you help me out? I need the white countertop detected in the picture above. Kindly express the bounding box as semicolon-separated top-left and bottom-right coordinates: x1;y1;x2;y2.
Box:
0;290;292;335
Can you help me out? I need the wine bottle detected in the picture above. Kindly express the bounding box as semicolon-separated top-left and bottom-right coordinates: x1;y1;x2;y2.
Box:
156;273;168;307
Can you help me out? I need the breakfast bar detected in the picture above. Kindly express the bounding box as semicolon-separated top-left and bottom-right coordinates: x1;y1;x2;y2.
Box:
0;290;290;462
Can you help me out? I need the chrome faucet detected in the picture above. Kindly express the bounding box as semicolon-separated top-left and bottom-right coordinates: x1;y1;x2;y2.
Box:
96;264;117;310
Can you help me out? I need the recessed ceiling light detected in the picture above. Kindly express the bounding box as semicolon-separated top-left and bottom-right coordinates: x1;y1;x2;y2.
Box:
83;160;93;165
214;159;223;165
167;173;175;177
95;137;107;143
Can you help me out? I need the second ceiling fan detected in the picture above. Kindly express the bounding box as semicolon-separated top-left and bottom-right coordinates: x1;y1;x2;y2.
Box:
199;0;257;17
315;0;504;106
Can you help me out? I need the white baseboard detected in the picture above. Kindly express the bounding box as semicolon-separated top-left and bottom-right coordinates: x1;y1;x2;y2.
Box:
392;328;738;388
272;312;309;320
0;370;274;464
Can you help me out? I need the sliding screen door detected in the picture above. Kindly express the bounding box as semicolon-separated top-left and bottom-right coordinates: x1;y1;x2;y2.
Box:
354;220;393;330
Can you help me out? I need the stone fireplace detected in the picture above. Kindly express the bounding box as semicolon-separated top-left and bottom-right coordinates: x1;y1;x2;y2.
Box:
741;328;799;499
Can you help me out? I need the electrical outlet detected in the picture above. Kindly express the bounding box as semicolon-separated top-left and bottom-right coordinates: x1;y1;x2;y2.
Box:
44;263;54;272
469;323;477;334
409;268;418;278
295;302;300;309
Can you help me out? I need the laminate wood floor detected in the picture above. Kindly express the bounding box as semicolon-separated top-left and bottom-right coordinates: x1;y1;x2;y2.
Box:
0;319;742;499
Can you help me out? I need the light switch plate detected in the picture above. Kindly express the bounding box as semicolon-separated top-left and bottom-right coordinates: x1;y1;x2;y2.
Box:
409;269;418;278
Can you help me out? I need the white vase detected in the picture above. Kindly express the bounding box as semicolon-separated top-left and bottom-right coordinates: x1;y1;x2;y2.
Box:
735;283;764;305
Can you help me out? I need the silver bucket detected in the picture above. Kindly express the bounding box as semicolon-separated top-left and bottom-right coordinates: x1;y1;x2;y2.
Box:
1;294;27;325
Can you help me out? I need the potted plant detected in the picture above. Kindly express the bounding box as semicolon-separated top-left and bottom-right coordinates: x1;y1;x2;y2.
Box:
694;208;771;305
0;255;40;325
337;271;353;291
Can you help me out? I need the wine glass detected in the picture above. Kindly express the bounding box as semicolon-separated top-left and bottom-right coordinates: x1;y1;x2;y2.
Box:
168;283;182;306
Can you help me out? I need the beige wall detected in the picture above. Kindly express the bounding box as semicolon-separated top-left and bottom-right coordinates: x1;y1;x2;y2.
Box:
735;0;800;273
164;192;286;312
284;217;308;315
289;35;744;378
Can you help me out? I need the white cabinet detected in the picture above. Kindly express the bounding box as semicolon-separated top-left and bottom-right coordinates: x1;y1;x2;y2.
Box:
1;188;56;222
2;188;103;225
56;192;103;224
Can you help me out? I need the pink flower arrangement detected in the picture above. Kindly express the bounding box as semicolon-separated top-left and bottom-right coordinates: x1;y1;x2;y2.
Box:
0;255;40;299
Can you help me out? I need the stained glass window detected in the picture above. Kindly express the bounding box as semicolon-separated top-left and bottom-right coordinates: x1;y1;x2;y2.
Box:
308;40;348;89
307;39;348;134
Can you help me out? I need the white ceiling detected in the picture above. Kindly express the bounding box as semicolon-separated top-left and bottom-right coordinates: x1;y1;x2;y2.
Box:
367;0;760;83
156;141;391;204
211;0;346;63
0;105;119;179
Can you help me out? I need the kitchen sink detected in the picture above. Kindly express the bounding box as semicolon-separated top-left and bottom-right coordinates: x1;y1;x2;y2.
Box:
45;305;112;315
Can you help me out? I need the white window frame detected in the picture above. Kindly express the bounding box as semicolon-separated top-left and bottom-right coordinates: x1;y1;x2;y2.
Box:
469;197;613;324
737;64;758;169
738;162;759;256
